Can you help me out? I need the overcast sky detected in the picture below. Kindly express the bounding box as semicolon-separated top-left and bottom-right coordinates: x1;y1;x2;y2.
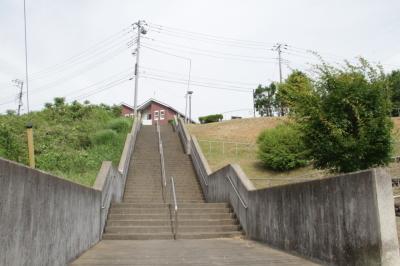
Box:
1;0;400;120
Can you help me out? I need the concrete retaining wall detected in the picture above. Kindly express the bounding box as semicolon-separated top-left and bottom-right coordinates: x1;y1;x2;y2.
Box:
0;116;141;265
178;118;400;265
0;158;100;266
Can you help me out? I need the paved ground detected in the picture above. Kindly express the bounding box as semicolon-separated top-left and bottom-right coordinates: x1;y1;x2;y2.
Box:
71;239;320;265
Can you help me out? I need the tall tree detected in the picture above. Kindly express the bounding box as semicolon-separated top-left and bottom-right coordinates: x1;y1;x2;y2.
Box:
288;59;393;172
276;70;313;116
388;70;400;116
253;83;277;117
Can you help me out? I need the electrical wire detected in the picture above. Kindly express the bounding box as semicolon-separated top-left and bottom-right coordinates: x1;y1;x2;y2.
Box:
140;65;257;86
147;22;274;47
30;26;133;78
141;74;253;93
31;36;135;81
141;44;276;64
142;37;276;60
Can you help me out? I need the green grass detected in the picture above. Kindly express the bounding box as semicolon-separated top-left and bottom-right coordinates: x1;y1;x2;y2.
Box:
0;100;131;186
190;117;400;191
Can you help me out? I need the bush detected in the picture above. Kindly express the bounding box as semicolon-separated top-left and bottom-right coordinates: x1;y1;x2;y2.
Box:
199;114;223;124
257;123;308;171
286;59;393;172
107;118;131;133
91;129;118;145
0;123;21;161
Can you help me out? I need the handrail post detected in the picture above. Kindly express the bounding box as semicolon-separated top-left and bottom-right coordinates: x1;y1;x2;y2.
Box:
170;176;178;239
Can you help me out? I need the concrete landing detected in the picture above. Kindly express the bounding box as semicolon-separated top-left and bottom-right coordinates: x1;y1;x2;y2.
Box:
71;239;320;265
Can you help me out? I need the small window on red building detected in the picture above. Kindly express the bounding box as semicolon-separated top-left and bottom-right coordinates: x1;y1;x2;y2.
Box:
160;110;165;120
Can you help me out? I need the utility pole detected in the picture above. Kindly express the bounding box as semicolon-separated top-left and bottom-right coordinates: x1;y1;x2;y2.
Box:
272;43;287;83
132;20;147;117
12;79;24;115
272;43;287;116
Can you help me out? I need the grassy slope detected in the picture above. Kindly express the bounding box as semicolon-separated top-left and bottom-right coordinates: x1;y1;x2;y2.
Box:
188;117;400;189
0;104;131;186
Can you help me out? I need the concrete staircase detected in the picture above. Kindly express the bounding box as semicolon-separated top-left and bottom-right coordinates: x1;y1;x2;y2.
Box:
102;124;241;240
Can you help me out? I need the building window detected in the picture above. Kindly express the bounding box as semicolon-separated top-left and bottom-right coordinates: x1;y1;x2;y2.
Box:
160;110;165;120
148;113;152;120
154;111;159;120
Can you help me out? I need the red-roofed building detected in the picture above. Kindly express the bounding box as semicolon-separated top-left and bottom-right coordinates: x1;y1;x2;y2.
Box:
121;98;194;125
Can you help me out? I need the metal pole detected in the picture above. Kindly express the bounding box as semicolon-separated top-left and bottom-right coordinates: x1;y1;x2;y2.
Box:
184;59;191;124
23;0;29;113
189;93;192;123
184;93;188;123
133;20;141;117
252;89;256;118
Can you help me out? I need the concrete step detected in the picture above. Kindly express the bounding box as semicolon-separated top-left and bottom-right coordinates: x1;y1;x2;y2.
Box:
108;213;235;220
107;219;237;227
111;202;229;208
109;207;231;215
123;192;204;197
177;231;243;239
102;233;173;240
105;225;240;234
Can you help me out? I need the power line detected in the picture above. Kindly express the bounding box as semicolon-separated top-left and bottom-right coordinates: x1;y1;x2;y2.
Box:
30;26;132;78
147;22;274;47
142;37;276;60
70;76;132;101
141;43;276;64
140;69;257;90
31;35;134;80
29;45;131;95
141;65;257;86
141;74;252;93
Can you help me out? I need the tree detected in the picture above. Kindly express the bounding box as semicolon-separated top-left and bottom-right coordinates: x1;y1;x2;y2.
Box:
388;70;400;116
253;83;277;117
6;110;16;116
288;59;393;172
276;70;313;116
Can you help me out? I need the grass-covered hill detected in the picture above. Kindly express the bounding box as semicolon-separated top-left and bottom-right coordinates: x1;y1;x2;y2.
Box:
0;98;132;186
188;117;400;190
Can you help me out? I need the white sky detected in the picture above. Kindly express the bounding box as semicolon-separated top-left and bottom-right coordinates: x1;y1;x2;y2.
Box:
1;0;400;120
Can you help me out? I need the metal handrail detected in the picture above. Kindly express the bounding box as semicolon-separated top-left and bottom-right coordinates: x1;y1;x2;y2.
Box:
101;172;114;209
226;175;248;209
157;121;167;202
170;176;178;239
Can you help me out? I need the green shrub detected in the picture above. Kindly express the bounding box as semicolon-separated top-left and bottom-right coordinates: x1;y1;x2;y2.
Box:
0;123;21;161
257;123;308;171
287;59;393;172
199;114;223;124
91;129;118;145
106;118;131;133
168;119;176;126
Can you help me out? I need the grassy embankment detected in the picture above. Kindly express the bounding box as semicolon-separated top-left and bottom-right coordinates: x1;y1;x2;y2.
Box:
0;101;131;186
188;117;400;190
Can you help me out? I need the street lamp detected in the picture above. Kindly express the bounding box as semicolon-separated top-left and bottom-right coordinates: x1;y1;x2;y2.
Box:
187;90;193;123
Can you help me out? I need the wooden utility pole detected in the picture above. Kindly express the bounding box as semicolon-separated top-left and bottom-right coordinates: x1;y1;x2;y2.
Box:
26;122;35;168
